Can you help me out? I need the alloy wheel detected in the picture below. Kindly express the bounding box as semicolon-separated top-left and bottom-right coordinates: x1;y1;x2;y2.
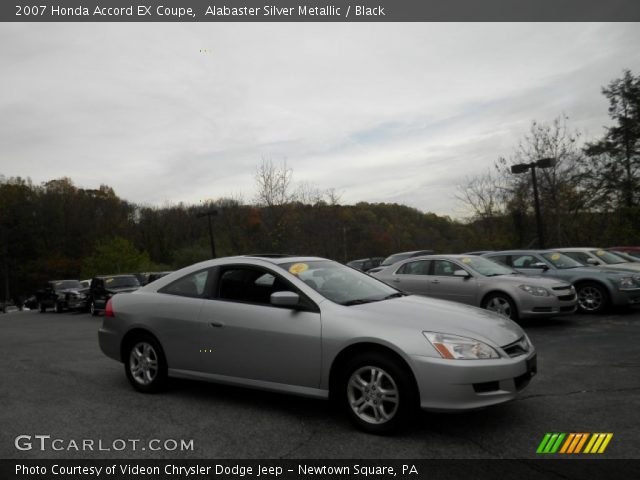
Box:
486;296;512;318
129;342;159;386
347;366;399;424
578;286;603;312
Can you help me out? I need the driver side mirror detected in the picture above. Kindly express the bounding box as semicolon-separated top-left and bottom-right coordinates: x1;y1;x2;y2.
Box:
453;270;471;278
271;291;300;307
586;258;600;265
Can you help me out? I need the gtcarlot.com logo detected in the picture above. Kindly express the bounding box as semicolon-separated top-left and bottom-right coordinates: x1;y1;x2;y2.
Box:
536;433;613;454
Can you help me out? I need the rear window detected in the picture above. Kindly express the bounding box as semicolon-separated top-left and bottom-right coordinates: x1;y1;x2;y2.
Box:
103;276;140;288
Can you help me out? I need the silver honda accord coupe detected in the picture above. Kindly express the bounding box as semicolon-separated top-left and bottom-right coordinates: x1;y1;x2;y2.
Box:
99;255;537;433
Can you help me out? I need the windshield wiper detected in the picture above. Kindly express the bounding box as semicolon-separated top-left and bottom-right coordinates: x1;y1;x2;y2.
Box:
382;292;407;300
343;298;380;306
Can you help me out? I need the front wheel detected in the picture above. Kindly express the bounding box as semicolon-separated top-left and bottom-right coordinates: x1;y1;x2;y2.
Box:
576;282;608;314
483;293;518;321
124;335;168;393
90;300;98;316
340;352;416;434
54;302;62;313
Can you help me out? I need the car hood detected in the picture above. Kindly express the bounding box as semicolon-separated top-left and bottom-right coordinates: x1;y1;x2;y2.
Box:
351;295;523;347
564;266;637;277
484;274;571;288
57;288;87;295
595;263;640;273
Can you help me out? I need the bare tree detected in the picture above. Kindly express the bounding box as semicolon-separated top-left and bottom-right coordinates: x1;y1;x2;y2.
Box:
254;158;295;207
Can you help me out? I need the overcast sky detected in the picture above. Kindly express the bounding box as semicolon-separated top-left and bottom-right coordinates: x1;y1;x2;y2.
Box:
1;23;639;217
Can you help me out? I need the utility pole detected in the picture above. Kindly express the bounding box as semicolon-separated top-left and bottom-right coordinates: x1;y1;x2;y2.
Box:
196;209;218;258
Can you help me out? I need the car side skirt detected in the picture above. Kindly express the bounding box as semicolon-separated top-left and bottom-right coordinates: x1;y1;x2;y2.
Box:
169;368;329;400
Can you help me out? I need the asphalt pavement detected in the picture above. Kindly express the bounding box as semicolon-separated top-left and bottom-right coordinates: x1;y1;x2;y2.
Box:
1;308;639;459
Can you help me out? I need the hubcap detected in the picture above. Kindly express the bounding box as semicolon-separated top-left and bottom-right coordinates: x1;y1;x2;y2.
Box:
578;286;602;311
129;342;159;385
347;366;399;424
486;297;512;318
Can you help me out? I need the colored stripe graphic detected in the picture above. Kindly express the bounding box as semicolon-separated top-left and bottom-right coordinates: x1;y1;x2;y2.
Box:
537;433;613;454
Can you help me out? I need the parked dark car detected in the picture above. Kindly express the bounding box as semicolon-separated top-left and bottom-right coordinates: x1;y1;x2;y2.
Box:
146;271;173;284
367;250;435;274
88;275;141;316
346;257;384;272
35;280;88;313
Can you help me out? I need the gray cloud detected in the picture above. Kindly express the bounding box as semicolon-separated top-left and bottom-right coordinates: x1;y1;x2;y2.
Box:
1;23;639;216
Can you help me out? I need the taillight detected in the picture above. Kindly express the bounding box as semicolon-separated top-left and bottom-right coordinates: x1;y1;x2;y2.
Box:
105;298;114;317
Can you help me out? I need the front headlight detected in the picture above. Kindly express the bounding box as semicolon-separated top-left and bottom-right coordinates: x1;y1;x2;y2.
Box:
618;277;636;288
423;332;500;360
518;284;550;296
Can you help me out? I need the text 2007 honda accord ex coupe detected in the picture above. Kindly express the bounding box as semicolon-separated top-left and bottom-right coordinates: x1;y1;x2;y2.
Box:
99;255;537;433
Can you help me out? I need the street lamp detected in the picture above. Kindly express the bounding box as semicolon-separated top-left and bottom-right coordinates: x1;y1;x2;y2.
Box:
196;209;218;258
510;158;556;249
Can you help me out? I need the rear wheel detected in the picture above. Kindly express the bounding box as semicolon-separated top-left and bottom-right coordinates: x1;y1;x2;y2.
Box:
54;302;62;313
340;352;416;434
124;334;168;393
483;293;518;320
90;300;97;316
576;282;608;314
39;303;46;313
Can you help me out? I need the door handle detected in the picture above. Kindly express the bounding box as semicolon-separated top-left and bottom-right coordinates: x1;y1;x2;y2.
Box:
392;278;400;283
430;280;440;284
210;321;225;328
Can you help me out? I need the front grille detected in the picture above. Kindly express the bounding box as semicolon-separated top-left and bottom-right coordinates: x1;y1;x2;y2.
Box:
532;307;552;313
473;381;500;393
558;294;576;301
501;336;530;357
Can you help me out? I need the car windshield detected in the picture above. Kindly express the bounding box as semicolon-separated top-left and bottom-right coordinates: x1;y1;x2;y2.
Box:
104;276;140;288
279;260;402;306
53;280;82;290
459;257;516;276
380;253;412;266
590;250;626;264
542;252;583;269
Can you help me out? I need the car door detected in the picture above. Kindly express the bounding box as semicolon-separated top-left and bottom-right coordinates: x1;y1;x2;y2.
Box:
427;260;477;305
198;265;322;388
387;260;431;295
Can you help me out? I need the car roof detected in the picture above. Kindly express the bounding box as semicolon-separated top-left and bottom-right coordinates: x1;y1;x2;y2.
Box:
94;274;138;278
241;255;328;265
556;247;601;252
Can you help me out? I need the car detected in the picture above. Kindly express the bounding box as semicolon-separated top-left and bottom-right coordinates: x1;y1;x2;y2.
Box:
607;247;640;260
367;250;435;274
556;247;640;272
99;255;537;433
372;254;577;320
607;250;640;263
88;274;140;316
346;257;384;272
146;271;173;284
483;250;640;314
35;280;88;313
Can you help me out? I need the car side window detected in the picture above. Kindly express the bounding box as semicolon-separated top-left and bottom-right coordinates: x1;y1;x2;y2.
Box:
512;255;538;268
160;270;210;298
432;260;457;276
217;267;290;305
488;255;509;266
396;260;429;275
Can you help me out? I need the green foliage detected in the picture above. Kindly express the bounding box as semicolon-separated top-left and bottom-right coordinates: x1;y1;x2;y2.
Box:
81;236;150;277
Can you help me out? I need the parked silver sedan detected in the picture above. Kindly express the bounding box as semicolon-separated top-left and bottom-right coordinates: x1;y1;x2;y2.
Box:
372;255;577;320
99;255;536;433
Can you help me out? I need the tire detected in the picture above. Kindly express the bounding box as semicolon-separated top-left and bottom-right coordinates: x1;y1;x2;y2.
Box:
54;302;62;314
339;352;416;434
483;293;518;321
90;300;98;316
124;334;168;393
575;282;609;314
39;303;46;313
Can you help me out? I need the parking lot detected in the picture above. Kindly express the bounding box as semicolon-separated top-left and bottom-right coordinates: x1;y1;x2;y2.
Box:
1;308;639;459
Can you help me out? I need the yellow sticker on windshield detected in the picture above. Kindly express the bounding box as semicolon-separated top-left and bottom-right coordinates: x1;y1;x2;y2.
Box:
462;258;471;264
288;263;308;275
105;278;114;284
596;250;605;256
550;253;560;261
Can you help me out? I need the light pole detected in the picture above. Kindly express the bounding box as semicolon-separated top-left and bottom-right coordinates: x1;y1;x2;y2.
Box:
196;209;218;258
510;158;556;249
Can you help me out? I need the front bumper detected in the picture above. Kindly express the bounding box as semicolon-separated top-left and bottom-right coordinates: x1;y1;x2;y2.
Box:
518;291;577;318
410;351;537;411
612;287;640;306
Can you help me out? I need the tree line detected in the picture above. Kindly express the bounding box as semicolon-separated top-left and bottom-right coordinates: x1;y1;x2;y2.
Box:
1;70;639;302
